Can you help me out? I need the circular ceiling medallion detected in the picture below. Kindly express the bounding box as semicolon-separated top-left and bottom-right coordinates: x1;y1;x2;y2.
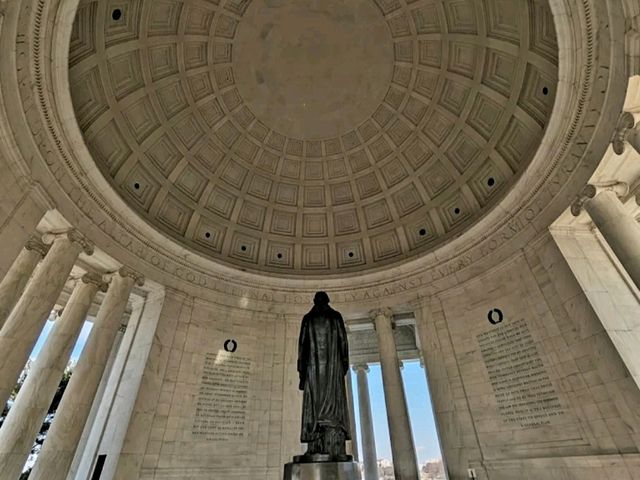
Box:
233;0;393;140
68;0;559;276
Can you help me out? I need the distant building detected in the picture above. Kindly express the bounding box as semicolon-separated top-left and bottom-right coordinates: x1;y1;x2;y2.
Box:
421;458;446;480
378;459;395;479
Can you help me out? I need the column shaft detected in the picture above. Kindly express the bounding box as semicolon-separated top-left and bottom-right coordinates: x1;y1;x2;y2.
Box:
584;190;640;291
355;365;377;480
345;370;359;461
30;269;141;480
374;311;419;480
0;237;47;330
0;275;102;480
0;231;91;411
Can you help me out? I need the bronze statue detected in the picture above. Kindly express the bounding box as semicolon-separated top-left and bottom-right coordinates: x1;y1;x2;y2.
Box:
297;291;351;459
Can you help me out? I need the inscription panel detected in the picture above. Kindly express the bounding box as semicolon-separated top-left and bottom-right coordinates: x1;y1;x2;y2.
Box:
192;351;251;441
478;319;565;429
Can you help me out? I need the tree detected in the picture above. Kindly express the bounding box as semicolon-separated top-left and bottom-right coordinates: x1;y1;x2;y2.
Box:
0;361;75;478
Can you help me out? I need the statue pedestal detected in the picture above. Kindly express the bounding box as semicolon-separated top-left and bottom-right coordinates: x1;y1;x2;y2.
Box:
283;455;361;480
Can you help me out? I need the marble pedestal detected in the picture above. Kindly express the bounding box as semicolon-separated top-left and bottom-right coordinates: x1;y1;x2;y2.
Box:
283;456;361;480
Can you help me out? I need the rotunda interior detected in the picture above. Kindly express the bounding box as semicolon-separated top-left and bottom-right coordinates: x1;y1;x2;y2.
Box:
0;0;639;479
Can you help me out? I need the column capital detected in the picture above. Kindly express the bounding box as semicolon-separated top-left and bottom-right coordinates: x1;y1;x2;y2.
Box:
570;182;629;216
118;266;145;286
352;363;369;373
371;308;395;334
612;111;636;155
67;230;95;255
369;307;393;322
24;235;49;257
81;272;109;292
42;229;94;255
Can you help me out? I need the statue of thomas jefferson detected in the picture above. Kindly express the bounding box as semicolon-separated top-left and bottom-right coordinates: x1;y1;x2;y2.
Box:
297;291;351;459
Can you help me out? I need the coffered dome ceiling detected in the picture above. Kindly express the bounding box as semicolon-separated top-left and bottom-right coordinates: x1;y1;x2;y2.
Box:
69;0;558;276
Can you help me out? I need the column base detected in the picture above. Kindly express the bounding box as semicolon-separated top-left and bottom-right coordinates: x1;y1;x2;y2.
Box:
283;458;361;480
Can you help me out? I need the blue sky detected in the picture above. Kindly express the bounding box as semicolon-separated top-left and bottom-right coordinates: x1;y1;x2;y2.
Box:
349;361;442;464
30;319;93;361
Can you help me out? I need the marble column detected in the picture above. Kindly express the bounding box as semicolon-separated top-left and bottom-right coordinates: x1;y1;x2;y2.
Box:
30;267;144;480
571;183;640;292
354;364;377;480
0;230;93;412
373;309;419;480
0;236;48;330
0;272;105;480
345;370;359;462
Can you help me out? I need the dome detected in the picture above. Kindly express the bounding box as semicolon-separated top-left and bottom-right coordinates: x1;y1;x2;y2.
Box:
68;0;559;276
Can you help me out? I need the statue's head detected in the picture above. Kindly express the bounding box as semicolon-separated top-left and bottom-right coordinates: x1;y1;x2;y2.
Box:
313;291;330;306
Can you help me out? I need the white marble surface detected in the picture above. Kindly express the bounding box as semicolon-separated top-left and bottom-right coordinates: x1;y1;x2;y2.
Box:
71;296;147;480
31;271;137;480
0;234;84;412
0;240;44;329
583;189;640;292
354;365;377;480
0;1;635;479
0;275;101;480
373;311;419;480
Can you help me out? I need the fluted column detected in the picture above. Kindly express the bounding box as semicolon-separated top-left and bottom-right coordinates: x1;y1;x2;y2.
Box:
571;182;640;291
345;370;359;461
373;309;418;480
30;267;144;480
0;230;93;411
354;364;377;480
0;236;48;330
0;273;105;480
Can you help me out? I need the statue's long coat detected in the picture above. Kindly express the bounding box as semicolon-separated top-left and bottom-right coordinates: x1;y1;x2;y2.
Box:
297;304;351;442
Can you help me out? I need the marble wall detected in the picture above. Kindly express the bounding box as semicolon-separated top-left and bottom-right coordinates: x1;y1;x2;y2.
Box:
553;228;640;390
416;233;640;480
102;230;640;480
0;176;50;278
109;291;304;480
